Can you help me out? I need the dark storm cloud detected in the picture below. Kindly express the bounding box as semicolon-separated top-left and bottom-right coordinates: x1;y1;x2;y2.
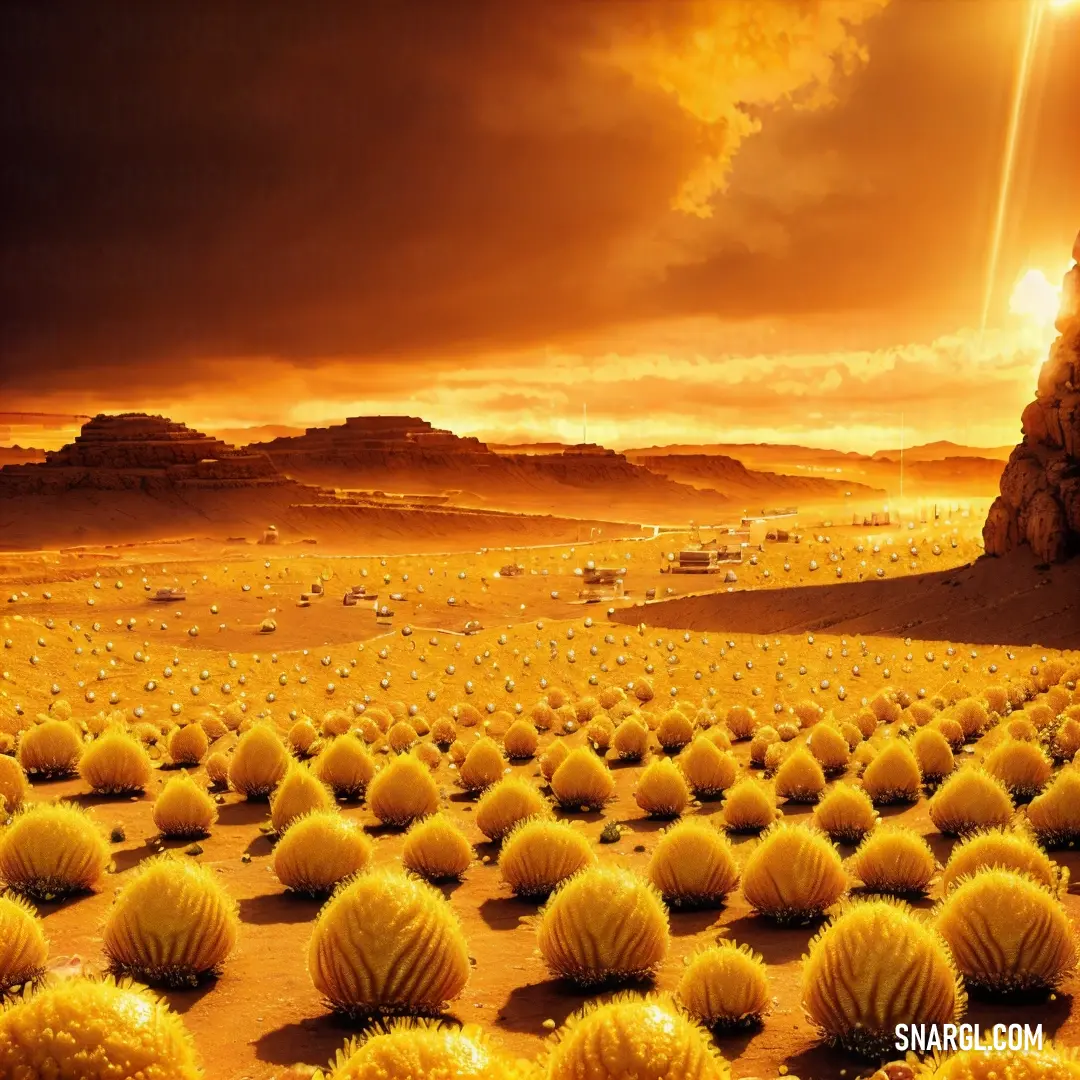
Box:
1;0;1077;401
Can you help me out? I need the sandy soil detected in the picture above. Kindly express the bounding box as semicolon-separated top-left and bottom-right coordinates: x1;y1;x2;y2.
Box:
1;515;1078;1080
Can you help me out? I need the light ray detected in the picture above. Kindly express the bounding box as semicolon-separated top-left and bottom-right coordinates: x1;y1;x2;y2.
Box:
979;0;1045;335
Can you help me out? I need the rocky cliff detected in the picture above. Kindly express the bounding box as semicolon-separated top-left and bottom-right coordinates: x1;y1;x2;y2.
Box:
984;230;1080;563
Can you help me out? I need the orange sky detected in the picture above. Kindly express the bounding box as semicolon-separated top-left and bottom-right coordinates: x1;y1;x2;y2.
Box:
1;0;1078;453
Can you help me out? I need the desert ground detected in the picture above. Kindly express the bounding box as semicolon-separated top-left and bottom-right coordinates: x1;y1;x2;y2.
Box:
1;501;1079;1079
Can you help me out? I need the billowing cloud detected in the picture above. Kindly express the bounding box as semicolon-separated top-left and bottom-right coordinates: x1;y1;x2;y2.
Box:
1;0;1077;453
603;0;889;216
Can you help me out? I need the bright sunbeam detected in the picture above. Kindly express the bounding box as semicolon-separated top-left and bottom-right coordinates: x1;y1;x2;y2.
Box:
1009;268;1061;327
979;0;1045;335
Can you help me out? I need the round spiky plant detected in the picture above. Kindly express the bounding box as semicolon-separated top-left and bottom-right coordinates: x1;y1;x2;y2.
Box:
317;1020;533;1080
308;867;470;1017
102;854;239;987
802;897;965;1058
537;865;669;986
544;993;729;1080
498;818;595;898
0;976;202;1079
677;941;770;1030
0;801;110;899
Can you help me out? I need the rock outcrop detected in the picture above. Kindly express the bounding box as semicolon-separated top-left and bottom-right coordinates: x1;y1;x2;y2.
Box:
984;230;1080;563
0;413;291;496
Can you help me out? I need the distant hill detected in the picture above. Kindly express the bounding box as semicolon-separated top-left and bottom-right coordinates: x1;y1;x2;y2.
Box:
0;445;46;466
872;440;1013;462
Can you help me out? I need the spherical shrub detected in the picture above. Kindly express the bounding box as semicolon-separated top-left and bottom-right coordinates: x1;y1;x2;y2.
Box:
17;719;82;778
153;773;217;838
584;715;615;752
537;865;668;985
983;738;1052;799
550;748;614;811
1007;716;1039;741
703;725;732;750
952;698;990;740
677;737;736;798
913;727;955;783
498;818;596;898
647;819;738;907
838;721;863;749
913;1043;1080;1079
942;827;1061;894
852;708;879;740
656;710;694;751
78;730;154;795
168;722;209;767
0;756;30;817
741;821;847;922
720;778;778;833
401;812;473;883
308;867;470;1016
475;777;549;841
539;741;569;782
868;691;902;725
0;977;201;1079
762;742;786;774
545;994;729;1080
748;726;778;768
322;709;355;738
287;717;319;756
808;725;851;775
430;717;457;747
0;801;110;899
848;824;936;895
270;763;335;833
635;758;691;819
598;684;627;711
1050;717;1080;762
935;868;1077;993
273;810;371;896
315;736;376;799
632;678;654;703
457;737;505;793
321;1021;528;1080
929;768;1014;836
530;702;555;731
724;705;756;741
366;754;440;827
386;721;418;754
228;724;290;799
103;854;239;986
813;782;878;844
612;717;649;761
0;893;48;993
774;747;826;803
861;740;922;805
677;941;769;1030
205;750;231;788
802;897;964;1057
1026;768;1080;846
502;720;538;760
933;716;966;751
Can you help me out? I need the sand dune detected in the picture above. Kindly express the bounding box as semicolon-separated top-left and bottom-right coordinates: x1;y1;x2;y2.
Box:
610;548;1080;648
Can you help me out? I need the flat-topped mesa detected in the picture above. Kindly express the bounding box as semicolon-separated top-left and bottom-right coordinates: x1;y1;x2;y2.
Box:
984;229;1080;563
254;416;489;457
0;413;287;495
